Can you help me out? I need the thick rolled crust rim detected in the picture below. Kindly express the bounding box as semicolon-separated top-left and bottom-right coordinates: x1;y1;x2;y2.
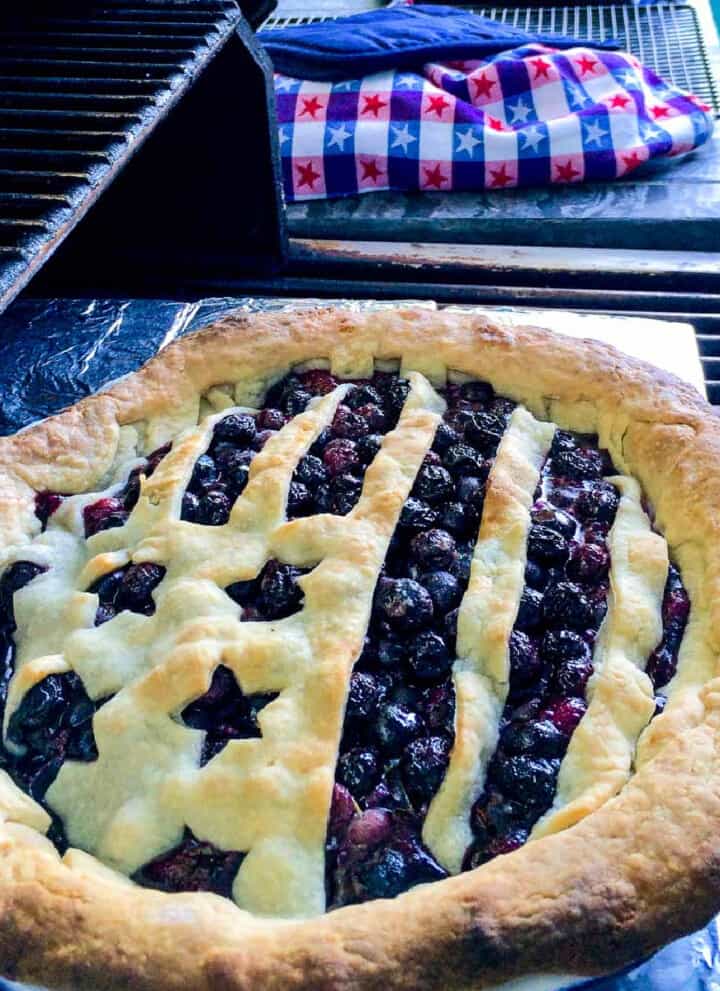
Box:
0;307;718;991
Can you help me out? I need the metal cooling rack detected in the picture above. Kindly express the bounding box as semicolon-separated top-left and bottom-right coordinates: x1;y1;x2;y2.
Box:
262;2;719;114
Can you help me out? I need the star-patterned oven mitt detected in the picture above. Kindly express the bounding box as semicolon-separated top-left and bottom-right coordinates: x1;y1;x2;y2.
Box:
271;42;713;201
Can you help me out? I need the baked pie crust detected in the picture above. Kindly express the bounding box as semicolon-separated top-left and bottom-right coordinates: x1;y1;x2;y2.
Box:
0;306;718;991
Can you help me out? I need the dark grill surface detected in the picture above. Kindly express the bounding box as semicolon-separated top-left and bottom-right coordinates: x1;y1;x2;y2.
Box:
262;3;719;115
0;0;240;312
697;324;720;406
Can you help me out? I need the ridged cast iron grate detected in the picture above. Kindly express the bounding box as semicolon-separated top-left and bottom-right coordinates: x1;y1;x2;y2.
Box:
262;3;719;115
696;324;720;406
0;0;241;312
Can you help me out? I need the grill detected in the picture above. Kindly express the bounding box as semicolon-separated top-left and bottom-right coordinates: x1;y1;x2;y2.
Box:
262;2;719;114
0;0;286;312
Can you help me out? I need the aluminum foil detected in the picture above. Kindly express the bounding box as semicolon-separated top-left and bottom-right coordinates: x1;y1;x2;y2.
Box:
0;295;717;991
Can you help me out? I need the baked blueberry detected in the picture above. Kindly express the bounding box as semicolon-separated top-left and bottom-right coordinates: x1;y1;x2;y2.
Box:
338;747;380;797
399;498;438;531
214;413;256;446
413;464;454;504
410;529;456;571
374;702;424;754
407;631;452;681
543;581;596;631
375;578;433;631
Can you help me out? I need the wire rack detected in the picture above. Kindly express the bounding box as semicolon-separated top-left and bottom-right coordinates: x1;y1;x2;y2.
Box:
262;2;719;114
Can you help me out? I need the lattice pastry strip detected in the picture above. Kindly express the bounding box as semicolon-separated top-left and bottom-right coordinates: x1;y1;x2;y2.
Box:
18;372;447;919
531;476;667;839
423;406;555;873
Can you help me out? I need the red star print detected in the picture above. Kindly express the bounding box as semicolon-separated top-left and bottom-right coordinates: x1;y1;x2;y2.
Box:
422;164;447;189
489;163;513;188
361;93;387;118
609;93;631;109
575;55;597;76
360;158;384;183
622;151;642;171
487;116;505;132
556;159;581;181
426;94;450;117
299;96;323;119
472;72;495;99
531;58;551;80
296;160;320;190
651;105;671;119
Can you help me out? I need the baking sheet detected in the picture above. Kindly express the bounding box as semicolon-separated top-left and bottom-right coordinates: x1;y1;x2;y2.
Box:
0;295;714;991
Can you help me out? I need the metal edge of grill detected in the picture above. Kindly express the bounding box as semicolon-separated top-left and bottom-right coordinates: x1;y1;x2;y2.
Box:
0;1;242;314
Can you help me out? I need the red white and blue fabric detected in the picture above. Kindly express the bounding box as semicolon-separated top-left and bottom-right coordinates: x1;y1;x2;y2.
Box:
274;45;713;201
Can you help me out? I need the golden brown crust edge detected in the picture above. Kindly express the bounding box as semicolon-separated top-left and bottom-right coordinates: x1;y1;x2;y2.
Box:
0;307;718;990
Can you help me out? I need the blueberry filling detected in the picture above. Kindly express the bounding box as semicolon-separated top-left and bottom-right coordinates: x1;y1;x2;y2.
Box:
34;490;64;528
466;433;619;868
647;563;690;713
180;665;278;766
181;414;259;526
81;443;171;538
0;561;47;719
132;828;244;898
3;375;694;908
226;559;310;621
326;379;515;908
88;562;166;625
285;371;408;519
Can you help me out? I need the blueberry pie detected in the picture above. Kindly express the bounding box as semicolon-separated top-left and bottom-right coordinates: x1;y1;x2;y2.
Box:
0;307;717;990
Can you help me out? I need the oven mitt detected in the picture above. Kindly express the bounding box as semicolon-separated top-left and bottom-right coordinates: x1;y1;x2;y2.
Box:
259;4;618;81
272;34;714;201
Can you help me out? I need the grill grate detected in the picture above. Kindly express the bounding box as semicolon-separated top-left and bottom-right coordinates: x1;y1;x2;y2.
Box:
697;325;720;406
0;0;241;312
262;3;719;115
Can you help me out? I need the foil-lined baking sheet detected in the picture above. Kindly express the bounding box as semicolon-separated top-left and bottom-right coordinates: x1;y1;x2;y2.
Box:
0;295;714;991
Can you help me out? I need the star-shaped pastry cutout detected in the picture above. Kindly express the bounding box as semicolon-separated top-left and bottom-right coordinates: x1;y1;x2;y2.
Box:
521;124;545;153
327;123;352;151
133;828;244;898
456;127;482;157
391;123;417;154
487;116;505;132
278;127;290;147
181;665;278;766
508;98;532;124
583;120;607;147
